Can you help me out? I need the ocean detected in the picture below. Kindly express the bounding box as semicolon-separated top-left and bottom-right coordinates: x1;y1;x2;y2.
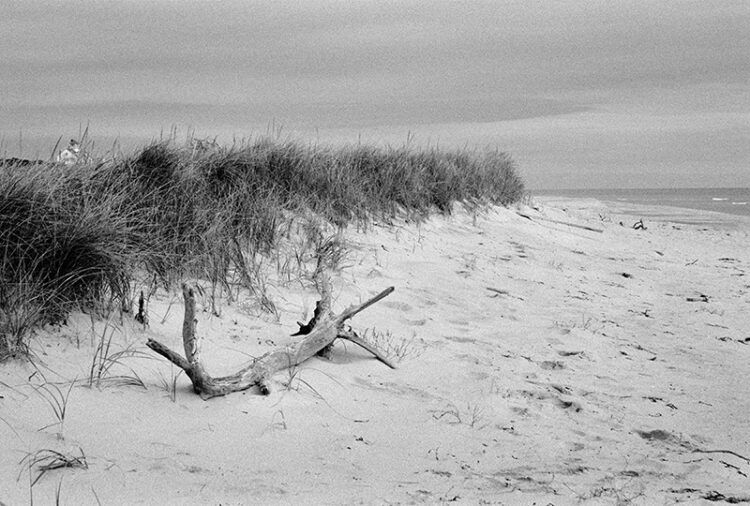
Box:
534;187;750;218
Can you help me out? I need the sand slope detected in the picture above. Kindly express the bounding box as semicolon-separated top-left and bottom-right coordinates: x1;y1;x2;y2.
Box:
2;198;749;505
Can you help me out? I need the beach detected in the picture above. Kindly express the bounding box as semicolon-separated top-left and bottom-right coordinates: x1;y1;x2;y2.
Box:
2;196;749;505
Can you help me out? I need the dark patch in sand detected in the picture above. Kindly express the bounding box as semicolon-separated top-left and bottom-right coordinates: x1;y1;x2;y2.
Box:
539;360;565;370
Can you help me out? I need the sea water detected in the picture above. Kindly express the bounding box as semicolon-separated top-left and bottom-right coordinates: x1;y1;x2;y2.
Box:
536;187;750;218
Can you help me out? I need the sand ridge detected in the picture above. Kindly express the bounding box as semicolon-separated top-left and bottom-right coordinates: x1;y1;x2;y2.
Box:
1;198;749;505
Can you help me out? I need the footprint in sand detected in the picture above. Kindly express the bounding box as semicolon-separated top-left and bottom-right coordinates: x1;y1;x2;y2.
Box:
411;288;439;306
444;335;476;344
383;300;413;312
539;360;566;370
633;429;699;449
367;267;384;278
352;377;436;400
513;388;583;413
508;240;530;259
380;299;431;326
447;319;471;327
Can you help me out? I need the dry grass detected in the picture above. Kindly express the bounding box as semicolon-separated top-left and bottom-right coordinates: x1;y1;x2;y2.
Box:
0;133;523;358
360;327;424;362
87;319;149;389
19;447;88;487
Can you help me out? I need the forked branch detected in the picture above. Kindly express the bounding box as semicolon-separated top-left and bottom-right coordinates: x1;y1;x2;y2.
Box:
146;283;395;399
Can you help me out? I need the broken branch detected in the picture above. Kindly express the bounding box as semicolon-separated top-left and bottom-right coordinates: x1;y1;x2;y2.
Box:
146;282;395;399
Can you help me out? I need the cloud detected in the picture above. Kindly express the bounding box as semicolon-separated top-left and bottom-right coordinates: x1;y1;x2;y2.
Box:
2;0;749;186
6;0;748;105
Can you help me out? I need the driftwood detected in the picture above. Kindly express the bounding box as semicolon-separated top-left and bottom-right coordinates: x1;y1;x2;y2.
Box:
146;280;396;399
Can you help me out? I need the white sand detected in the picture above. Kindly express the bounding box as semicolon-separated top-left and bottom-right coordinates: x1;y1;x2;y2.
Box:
2;198;749;505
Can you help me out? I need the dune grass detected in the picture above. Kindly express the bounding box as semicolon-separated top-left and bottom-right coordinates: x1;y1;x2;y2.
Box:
0;134;524;359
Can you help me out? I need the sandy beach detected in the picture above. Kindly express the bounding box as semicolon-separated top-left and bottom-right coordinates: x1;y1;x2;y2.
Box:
2;196;749;505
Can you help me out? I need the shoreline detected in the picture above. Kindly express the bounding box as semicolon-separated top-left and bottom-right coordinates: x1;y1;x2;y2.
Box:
533;193;750;229
2;197;749;504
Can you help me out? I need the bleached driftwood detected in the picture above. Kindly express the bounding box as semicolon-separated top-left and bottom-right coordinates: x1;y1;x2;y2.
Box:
146;280;395;399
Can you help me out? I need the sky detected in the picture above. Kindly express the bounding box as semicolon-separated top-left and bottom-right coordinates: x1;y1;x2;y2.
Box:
1;0;748;189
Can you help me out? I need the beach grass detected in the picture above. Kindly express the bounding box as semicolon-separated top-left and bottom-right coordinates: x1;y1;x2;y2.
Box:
0;134;524;359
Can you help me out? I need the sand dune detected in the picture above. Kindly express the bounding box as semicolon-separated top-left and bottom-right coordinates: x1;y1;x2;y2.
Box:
2;198;749;505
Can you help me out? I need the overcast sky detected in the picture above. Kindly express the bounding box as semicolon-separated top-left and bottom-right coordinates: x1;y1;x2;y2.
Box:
1;0;748;188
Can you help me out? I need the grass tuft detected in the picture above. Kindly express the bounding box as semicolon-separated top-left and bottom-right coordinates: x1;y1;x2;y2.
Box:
19;447;88;487
33;380;75;440
88;319;149;389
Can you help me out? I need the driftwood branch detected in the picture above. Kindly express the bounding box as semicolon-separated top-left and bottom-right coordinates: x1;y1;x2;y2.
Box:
337;328;397;370
146;282;395;399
